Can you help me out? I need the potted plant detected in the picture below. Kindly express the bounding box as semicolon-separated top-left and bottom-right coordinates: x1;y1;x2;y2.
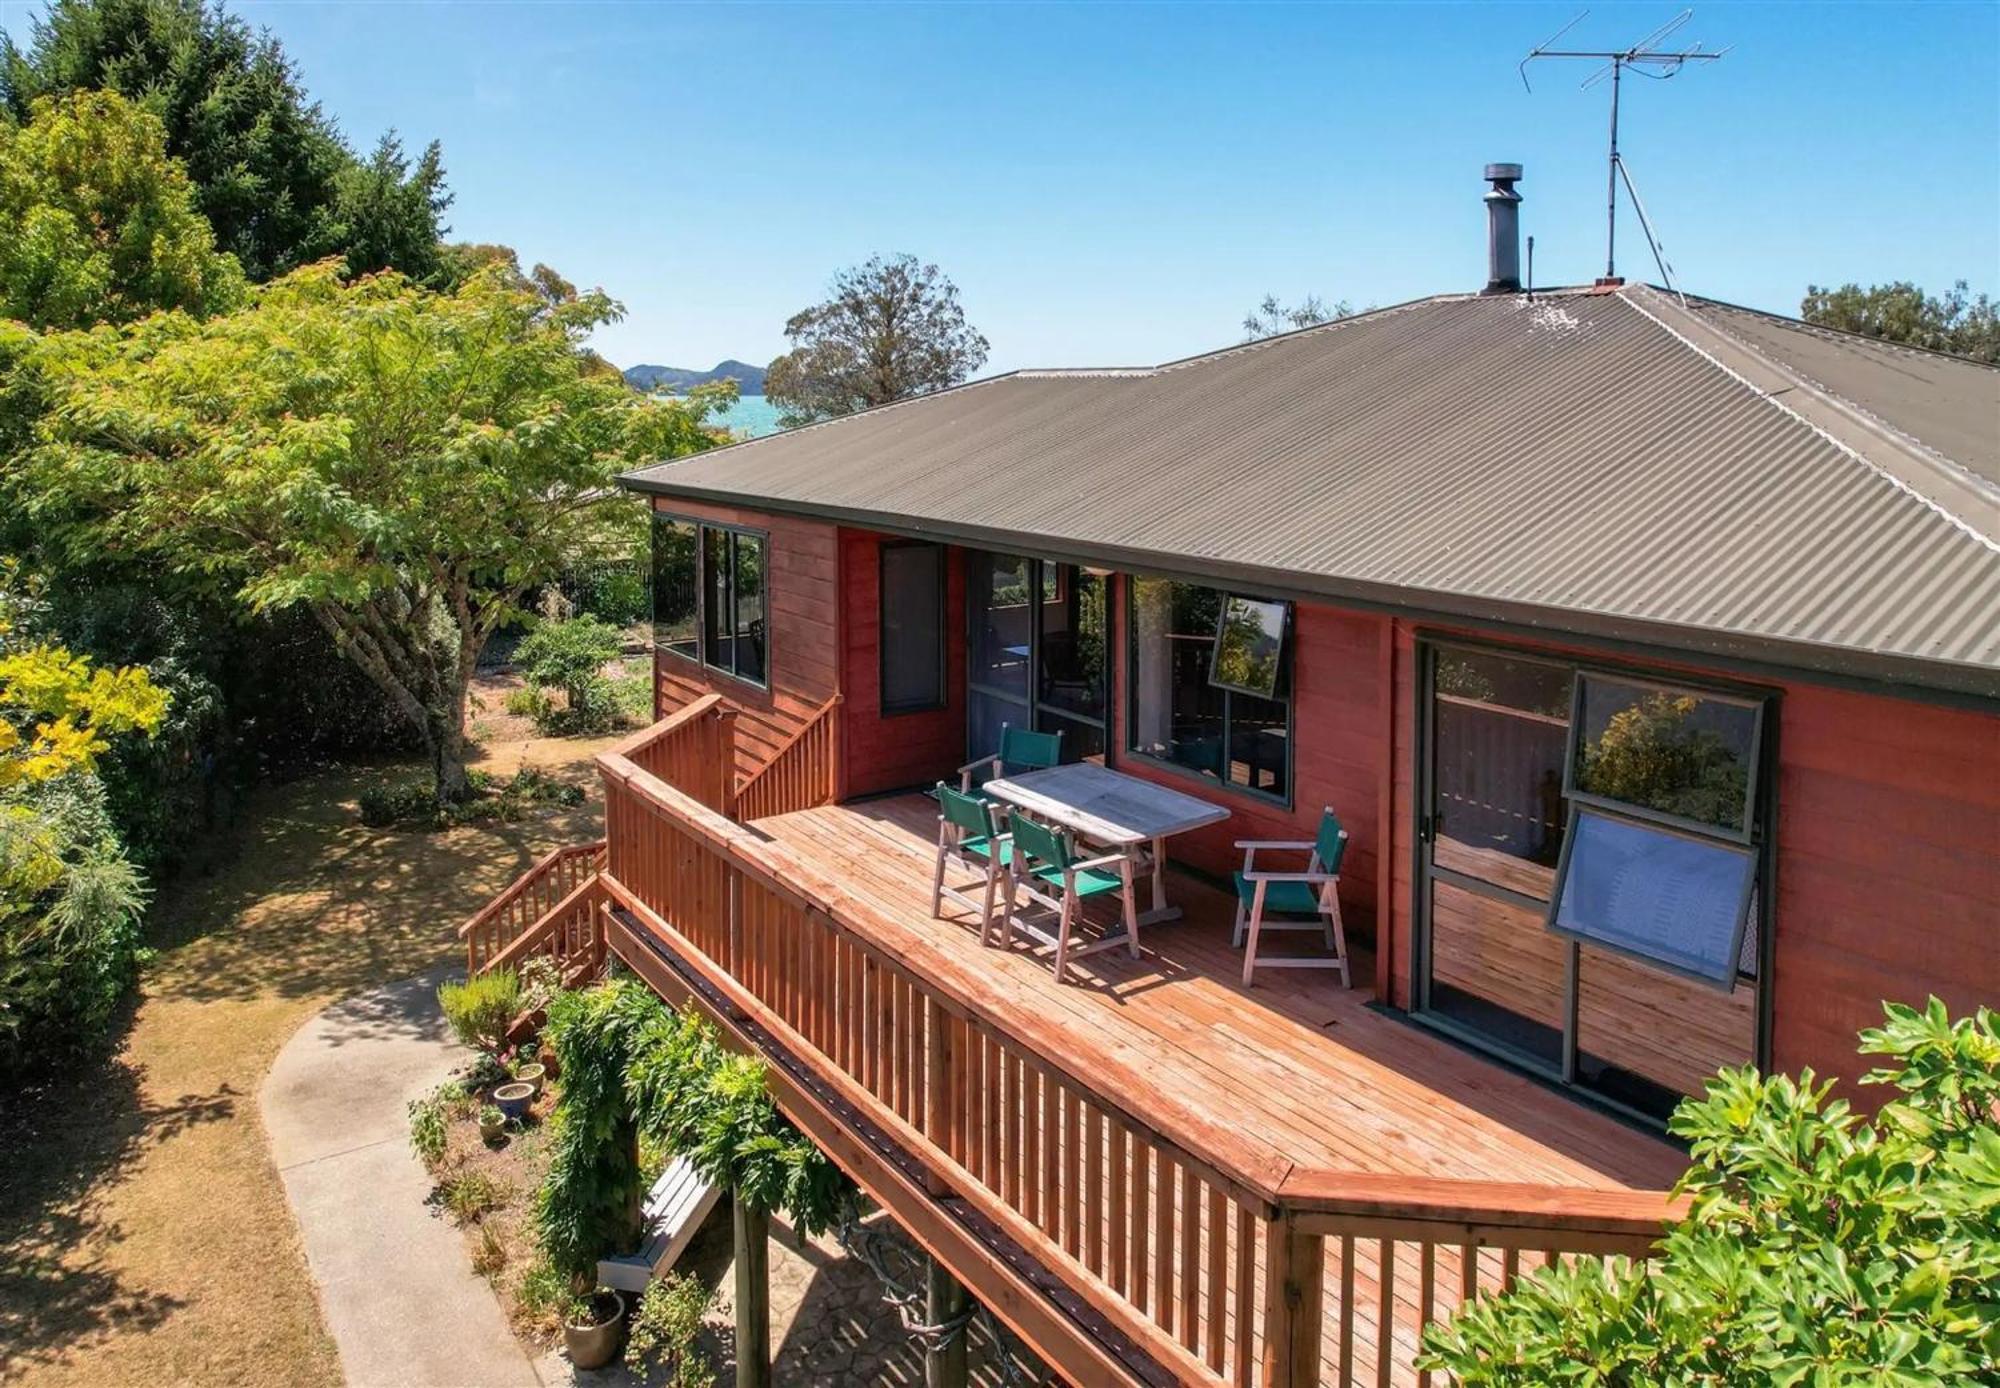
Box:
478;1104;506;1144
511;1059;547;1097
493;1080;535;1121
562;1288;627;1370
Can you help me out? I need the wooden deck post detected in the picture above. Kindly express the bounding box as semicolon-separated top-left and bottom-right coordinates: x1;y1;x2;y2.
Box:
733;1197;770;1388
1260;1213;1324;1388
924;1254;969;1388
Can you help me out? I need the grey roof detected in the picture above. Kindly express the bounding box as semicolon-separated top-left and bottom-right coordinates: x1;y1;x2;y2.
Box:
624;284;2000;699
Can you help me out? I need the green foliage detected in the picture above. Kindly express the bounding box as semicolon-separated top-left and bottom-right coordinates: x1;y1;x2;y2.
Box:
438;969;521;1059
359;767;584;830
0;89;244;328
515;616;625;733
515;1256;571;1322
627;1273;716;1387
439;1169;509;1226
15;260;721;802
1418;998;2000;1386
1;0;448;283
1576;691;1748;829
533;981;852;1285
764;253;988;427
1241;292;1351;342
407;1090;449;1170
1801;280;2000;364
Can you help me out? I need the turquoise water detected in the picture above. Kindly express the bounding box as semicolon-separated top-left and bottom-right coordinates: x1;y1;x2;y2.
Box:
712;393;784;439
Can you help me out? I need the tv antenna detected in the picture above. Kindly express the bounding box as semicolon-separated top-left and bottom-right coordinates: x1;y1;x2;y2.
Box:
1521;9;1728;289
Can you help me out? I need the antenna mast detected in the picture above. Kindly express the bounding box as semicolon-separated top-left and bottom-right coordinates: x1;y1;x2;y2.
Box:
1520;9;1728;284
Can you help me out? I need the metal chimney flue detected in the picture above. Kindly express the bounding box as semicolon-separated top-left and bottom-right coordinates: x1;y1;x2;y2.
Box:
1483;163;1524;294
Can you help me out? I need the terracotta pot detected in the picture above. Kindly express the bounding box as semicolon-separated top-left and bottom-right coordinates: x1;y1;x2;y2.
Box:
562;1291;626;1370
493;1081;535;1121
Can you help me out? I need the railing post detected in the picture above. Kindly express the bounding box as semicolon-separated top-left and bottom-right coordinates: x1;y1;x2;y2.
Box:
924;994;950;1172
714;707;740;818
733;1197;771;1388
1260;1212;1324;1388
925;1253;969;1388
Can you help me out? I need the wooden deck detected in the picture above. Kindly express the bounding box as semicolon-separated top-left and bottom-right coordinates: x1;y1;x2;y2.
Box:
753;793;1685;1196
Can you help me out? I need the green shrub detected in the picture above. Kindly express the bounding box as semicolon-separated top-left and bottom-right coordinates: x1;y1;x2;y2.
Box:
0;773;153;1081
503;686;548;719
1418;998;2000;1386
408;1092;449;1170
627;1273;715;1386
360;768;582;830
438;970;522;1058
515;616;624;734
440;1170;509;1225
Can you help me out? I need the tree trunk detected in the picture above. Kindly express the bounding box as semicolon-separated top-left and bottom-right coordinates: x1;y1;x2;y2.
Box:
428;700;472;805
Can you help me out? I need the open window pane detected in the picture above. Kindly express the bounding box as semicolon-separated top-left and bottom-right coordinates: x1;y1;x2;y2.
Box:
1550;809;1755;986
1210;595;1287;699
1572;676;1758;835
731;532;765;684
881;543;945;712
651;515;699;660
1432;650;1572;899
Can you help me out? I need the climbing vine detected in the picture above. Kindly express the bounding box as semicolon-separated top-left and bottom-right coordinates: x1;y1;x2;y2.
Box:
534;978;851;1282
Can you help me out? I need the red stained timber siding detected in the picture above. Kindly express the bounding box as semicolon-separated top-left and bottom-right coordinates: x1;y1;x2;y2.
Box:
838;530;970;798
650;497;840;786
1107;578;1391;949
1771;684;2000;1088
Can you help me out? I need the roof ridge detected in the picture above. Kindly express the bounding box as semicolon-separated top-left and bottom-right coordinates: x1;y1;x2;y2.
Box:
1623;285;1999;550
1669;287;2000;374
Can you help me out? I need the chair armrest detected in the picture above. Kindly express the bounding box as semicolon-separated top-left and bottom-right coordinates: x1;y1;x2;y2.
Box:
1070;852;1134;874
1233;839;1314;851
956;753;1001;777
1241;870;1339;884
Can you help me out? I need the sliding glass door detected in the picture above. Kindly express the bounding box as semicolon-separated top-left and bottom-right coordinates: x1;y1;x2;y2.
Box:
1415;640;1768;1123
965;552;1106;765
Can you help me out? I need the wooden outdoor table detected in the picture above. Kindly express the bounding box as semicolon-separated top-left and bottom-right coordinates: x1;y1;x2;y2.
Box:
984;763;1230;928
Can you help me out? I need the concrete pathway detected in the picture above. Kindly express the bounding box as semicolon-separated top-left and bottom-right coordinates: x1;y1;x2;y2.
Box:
262;968;544;1388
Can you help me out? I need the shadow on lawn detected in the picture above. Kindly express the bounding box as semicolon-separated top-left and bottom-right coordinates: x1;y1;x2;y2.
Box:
0;1054;233;1381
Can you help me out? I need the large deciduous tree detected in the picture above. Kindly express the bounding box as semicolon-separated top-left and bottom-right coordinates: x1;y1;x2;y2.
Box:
764;253;988;427
1;0;450;283
1801;279;2000;363
0;89;244;329
15;261;723;802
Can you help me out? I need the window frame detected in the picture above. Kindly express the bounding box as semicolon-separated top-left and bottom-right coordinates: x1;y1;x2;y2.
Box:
1563;671;1765;844
878;540;948;716
1122;574;1295;808
650;512;701;663
651;511;771;691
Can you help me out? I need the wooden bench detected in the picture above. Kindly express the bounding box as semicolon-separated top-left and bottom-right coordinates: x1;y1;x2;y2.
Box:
596;1155;722;1292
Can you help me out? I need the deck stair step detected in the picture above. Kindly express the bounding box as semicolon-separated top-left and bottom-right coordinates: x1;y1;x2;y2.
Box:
595;1155;721;1293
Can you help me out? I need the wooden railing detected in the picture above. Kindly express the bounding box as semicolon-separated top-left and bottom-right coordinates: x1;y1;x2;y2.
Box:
485;872;610;985
608;693;738;815
735;693;842;821
594;714;1679;1387
459;839;606;974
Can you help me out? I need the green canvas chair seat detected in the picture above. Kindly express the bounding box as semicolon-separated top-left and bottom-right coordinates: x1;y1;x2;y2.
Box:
1231;806;1352;988
1000;810;1139;984
931;782;1013;940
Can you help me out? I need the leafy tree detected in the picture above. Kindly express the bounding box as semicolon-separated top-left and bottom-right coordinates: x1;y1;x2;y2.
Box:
0;89;244;328
332;131;452;284
1418;998;2000;1386
1242;292;1350;342
764;252;988;427
1;0;450;282
515;615;624;729
1801;280;2000;364
15;261;723;803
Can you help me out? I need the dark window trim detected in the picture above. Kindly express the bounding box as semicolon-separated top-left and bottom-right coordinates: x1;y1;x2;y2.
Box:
1409;632;1779;1129
1122;573;1295;809
653;510;771;691
879;539;948;716
1563;670;1765;844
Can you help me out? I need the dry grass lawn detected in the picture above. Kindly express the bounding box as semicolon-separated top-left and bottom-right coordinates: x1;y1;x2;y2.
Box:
0;717;621;1387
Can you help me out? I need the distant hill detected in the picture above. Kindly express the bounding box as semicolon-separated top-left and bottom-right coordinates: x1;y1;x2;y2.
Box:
623;359;767;394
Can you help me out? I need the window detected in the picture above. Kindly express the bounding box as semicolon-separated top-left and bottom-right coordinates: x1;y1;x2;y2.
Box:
1128;577;1290;799
649;513;768;687
1549;809;1757;985
1569;676;1759;837
651;515;698;660
880;542;945;713
965;553;1108;764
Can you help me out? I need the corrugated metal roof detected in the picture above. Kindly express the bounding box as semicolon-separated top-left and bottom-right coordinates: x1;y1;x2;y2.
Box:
624;285;2000;698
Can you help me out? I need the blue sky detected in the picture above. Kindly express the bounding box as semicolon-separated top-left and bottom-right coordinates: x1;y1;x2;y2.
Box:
11;1;1996;373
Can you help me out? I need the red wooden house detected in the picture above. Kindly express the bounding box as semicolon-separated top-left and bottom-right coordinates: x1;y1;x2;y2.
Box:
465;185;1999;1385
